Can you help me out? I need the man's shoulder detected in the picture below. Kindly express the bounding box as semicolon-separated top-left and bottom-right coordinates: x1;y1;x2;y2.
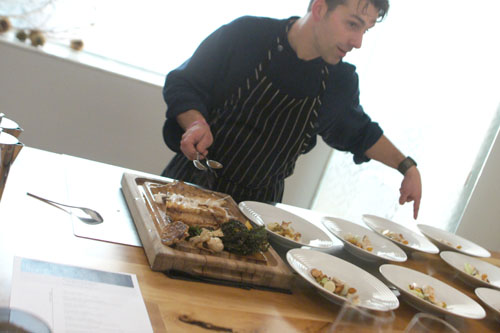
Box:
222;16;287;38
227;15;285;30
218;16;288;50
323;61;360;97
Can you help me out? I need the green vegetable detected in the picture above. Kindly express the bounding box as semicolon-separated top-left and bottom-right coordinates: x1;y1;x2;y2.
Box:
187;226;203;239
464;263;474;275
410;289;424;299
221;220;269;255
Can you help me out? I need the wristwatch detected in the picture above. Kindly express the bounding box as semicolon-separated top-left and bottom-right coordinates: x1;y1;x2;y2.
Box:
397;156;417;175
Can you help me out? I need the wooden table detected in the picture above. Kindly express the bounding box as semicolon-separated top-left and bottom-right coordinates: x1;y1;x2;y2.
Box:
1;147;499;332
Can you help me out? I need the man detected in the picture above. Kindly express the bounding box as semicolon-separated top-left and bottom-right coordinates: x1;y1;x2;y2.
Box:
162;0;422;219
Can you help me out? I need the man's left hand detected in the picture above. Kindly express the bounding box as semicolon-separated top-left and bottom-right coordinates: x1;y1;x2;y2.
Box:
399;166;422;219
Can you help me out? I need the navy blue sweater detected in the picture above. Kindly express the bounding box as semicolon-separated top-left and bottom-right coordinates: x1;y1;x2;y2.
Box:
163;16;383;164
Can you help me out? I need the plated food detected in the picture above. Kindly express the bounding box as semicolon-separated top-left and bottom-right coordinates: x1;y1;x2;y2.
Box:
287;249;399;311
344;234;373;252
475;288;500;322
239;201;335;249
440;251;500;289
381;229;409;245
322;217;407;262
417;224;491;257
268;221;301;242
362;214;439;254
380;264;486;319
310;268;359;304
464;263;490;283
408;283;446;308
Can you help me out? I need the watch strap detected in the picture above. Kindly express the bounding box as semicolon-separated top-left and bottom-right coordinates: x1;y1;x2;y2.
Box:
398;156;417;175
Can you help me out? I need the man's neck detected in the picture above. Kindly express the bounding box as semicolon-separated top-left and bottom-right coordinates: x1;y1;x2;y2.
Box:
287;14;319;61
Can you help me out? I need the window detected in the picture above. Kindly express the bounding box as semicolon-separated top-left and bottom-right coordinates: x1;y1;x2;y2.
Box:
312;0;500;231
1;1;307;79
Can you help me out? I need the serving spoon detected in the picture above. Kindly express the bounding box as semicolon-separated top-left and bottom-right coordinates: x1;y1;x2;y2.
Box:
193;152;223;171
27;192;104;224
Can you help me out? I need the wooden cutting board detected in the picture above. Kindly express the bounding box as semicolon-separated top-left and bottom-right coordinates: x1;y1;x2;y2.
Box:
121;173;294;289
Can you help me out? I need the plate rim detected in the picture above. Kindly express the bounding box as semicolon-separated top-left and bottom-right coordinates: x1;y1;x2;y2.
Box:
362;214;439;254
474;287;500;317
439;251;500;289
322;217;407;262
417;224;491;258
287;248;399;311
379;264;486;319
238;201;335;249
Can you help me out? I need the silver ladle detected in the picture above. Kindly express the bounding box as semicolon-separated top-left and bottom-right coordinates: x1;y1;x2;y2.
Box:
27;192;104;224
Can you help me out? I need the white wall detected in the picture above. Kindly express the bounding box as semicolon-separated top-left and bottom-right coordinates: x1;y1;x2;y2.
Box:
456;126;500;251
0;38;329;208
0;38;169;175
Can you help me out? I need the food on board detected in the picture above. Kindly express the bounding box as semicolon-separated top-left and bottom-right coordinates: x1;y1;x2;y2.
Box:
154;181;234;229
221;220;269;255
268;221;301;241
151;181;268;256
188;227;225;253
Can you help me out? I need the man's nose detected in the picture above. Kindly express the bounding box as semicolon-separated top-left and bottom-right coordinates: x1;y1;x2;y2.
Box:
350;32;363;49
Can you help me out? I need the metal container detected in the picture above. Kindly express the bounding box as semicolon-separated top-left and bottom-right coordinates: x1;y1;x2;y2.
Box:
0;131;23;201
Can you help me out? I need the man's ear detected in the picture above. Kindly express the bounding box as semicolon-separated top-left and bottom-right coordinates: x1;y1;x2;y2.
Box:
311;0;328;21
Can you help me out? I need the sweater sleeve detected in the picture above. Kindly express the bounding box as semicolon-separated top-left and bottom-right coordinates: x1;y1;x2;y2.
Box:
162;19;241;152
318;63;383;164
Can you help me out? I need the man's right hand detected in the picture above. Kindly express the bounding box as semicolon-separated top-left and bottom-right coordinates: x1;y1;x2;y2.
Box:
177;110;213;160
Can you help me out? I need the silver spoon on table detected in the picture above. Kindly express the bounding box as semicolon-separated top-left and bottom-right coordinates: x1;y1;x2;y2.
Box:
27;192;104;224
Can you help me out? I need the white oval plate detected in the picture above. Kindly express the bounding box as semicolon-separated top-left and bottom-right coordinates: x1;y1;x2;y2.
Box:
380;264;486;319
475;288;500;322
287;248;399;311
440;251;500;289
322;217;407;263
362;214;439;254
417;224;491;258
238;201;335;249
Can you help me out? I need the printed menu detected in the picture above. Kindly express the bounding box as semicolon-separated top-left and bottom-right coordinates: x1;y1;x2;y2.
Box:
10;257;153;332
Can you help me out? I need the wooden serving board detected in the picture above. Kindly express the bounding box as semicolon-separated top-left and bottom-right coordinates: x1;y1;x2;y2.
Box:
121;172;294;289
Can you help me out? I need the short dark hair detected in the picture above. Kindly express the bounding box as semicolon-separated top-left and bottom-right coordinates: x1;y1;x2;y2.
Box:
307;0;389;21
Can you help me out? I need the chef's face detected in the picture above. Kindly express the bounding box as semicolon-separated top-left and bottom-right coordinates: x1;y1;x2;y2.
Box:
312;0;378;64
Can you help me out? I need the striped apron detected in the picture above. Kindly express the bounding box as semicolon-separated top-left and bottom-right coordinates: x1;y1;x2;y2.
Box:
163;20;329;204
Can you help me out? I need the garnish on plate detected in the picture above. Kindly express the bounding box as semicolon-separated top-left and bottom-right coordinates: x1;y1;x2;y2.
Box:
310;268;359;303
440;239;462;249
464;263;490;283
344;233;373;252
381;229;409;245
408;283;447;308
268;221;301;241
